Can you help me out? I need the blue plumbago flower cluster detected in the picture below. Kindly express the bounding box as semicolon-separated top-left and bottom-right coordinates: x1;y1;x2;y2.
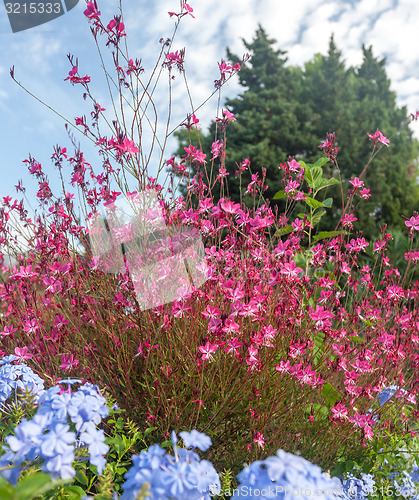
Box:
120;430;220;500
0;354;44;408
393;471;419;498
0;355;109;485
341;473;375;499
340;467;419;499
232;449;344;499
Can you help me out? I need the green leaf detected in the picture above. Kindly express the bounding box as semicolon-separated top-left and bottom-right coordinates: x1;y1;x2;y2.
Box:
304;197;325;209
160;440;172;448
273;189;286;200
313;157;329;168
321;382;341;407
311;403;329;416
312;230;342;242
75;470;88;486
312;167;323;189
274;225;293;237
313;330;325;366
345;460;355;473
14;473;58;500
322;197;333;208
316;177;340;191
330;461;346;477
314;330;325;352
304;169;313;186
64;485;87;499
349;336;365;343
144;426;157;437
310;209;326;226
306;166;323;189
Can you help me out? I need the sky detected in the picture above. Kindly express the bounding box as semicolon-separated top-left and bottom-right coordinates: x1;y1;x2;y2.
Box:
0;0;419;210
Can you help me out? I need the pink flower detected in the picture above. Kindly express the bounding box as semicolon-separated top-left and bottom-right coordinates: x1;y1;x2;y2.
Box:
199;342;218;361
295;365;318;385
211;140;224;160
117;138;139;154
360;188;371;199
14;346;32;362
60;354;79;372
216;109;236;124
84;1;100;20
14;265;37;279
309;305;334;330
220;199;241;214
405;214;419;232
0;324;18;337
331;403;348;420
367;129;389;146
279;260;302;278
223;109;236;121
23;318;40;335
341;213;358;229
64;66;91;85
349;177;364;189
345;237;369;252
107;19;125;36
275;360;292;373
364;427;374;441
201;305;220;320
225;337;243;355
183;3;195;18
285;180;300;194
164;51;184;70
288;158;302;172
43;276;62;294
386;285;404;300
253;432;265;449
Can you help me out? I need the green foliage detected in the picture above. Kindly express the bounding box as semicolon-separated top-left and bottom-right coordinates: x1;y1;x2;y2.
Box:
173;28;419;240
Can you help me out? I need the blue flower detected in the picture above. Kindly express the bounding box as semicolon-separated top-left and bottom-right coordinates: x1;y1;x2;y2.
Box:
39;422;75;458
377;385;399;406
342;472;375;499
187;459;221;495
59;378;83;385
42;451;75;480
80;422;109;475
160;460;195;497
0;361;44;406
5;418;43;464
179;430;212;451
234;449;343;499
0;355;17;365
67;384;109;432
0;418;44;485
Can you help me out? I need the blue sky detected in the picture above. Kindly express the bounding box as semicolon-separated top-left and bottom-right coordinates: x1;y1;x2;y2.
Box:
1;0;418;209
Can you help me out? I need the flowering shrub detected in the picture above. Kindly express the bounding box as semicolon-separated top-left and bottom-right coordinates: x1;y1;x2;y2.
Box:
0;355;109;485
0;353;348;499
0;0;419;495
3;352;419;498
